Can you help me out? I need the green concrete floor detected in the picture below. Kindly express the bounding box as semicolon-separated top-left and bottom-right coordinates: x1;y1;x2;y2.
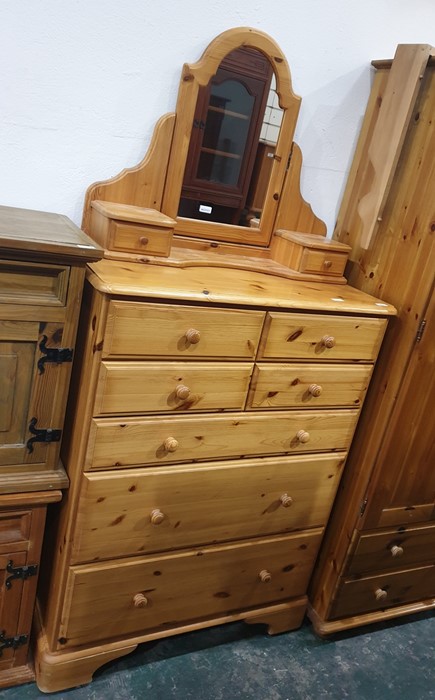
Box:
3;612;434;699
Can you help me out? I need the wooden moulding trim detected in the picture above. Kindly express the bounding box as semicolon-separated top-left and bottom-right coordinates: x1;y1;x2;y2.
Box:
307;598;435;636
34;600;306;691
273;144;327;236
81;113;176;234
90;201;176;228
0;490;63;507
274;230;351;252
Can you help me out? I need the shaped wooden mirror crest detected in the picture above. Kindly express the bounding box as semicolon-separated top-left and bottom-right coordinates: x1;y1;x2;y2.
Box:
82;27;351;283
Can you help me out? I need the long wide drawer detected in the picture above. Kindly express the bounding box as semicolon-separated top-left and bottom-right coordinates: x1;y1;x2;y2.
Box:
60;530;323;648
248;364;372;409
72;453;345;562
347;523;435;575
259;312;386;361
86;409;359;469
94;361;253;415
331;565;435;619
103;301;264;359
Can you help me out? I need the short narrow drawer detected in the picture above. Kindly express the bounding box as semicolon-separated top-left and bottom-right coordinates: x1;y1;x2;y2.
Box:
259;312;387;361
103;302;264;359
94;361;253;415
61;529;323;648
110;221;172;257
0;510;32;548
347;523;435;575
0;259;69;306
300;249;347;277
86;409;359;470
331;565;435;619
73;453;345;562
248;363;371;409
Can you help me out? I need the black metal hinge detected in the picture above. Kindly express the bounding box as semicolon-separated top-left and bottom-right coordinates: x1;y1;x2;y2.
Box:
38;335;73;374
26;417;62;453
0;631;28;657
5;560;38;590
359;496;368;517
415;319;427;343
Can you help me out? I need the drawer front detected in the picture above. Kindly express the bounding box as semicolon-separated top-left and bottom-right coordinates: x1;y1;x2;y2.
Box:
86;409;359;470
110;221;172;257
249;364;371;409
103;302;264;359
300;249;347;276
73;453;345;562
94;361;253;415
0;259;69;306
0;510;31;548
61;530;323;648
347;523;435;575
260;312;387;361
331;565;435;619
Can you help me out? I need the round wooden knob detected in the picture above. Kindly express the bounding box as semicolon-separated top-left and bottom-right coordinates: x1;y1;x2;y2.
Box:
139;236;149;246
150;508;165;525
175;385;191;400
323;260;333;269
133;593;148;608
390;545;404;557
185;328;201;344
321;335;336;349
259;569;272;583
280;493;293;508
308;384;323;397
296;429;310;444
163;437;179;453
375;588;388;601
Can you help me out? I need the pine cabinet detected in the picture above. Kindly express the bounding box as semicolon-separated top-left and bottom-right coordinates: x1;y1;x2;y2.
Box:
308;46;435;633
0;206;102;686
33;261;394;692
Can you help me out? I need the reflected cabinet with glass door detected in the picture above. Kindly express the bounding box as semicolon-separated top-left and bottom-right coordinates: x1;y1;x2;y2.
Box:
179;47;274;226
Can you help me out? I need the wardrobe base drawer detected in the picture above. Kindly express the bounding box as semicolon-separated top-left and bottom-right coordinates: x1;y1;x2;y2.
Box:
60;530;323;648
347;523;435;575
330;564;435;619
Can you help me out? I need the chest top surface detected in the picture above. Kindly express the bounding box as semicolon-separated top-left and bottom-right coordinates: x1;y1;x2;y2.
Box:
87;259;396;316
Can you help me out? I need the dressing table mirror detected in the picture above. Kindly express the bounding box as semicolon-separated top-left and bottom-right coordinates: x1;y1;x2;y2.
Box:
82;27;352;282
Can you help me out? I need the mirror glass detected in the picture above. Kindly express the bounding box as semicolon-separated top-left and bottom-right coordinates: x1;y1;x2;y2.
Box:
178;48;283;228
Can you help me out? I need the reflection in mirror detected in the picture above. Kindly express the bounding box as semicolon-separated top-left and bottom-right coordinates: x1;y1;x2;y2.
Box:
178;47;284;227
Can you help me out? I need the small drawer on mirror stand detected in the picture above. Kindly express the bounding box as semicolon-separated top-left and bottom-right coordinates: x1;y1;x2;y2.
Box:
90;200;175;258
272;230;351;281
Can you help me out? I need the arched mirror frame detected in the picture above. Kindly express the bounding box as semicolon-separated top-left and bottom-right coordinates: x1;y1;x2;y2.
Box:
162;27;302;248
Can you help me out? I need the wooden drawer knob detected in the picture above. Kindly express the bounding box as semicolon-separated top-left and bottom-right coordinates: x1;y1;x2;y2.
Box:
323;260;333;269
390;545;404;557
139;236;149;246
375;588;388;601
280;493;293;508
259;569;272;583
185;328;201;344
133;593;148;608
308;384;323;397
321;335;336;349
296;429;310;444
164;437;179;453
150;508;165;525
175;384;191;400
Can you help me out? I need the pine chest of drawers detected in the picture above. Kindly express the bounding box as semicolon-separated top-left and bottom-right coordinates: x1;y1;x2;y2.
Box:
33;260;395;692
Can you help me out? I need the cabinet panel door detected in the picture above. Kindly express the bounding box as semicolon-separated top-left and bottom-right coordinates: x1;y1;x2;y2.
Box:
366;290;435;528
0;320;66;469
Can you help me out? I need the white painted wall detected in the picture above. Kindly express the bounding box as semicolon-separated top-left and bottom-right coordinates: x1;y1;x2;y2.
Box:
1;0;434;235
